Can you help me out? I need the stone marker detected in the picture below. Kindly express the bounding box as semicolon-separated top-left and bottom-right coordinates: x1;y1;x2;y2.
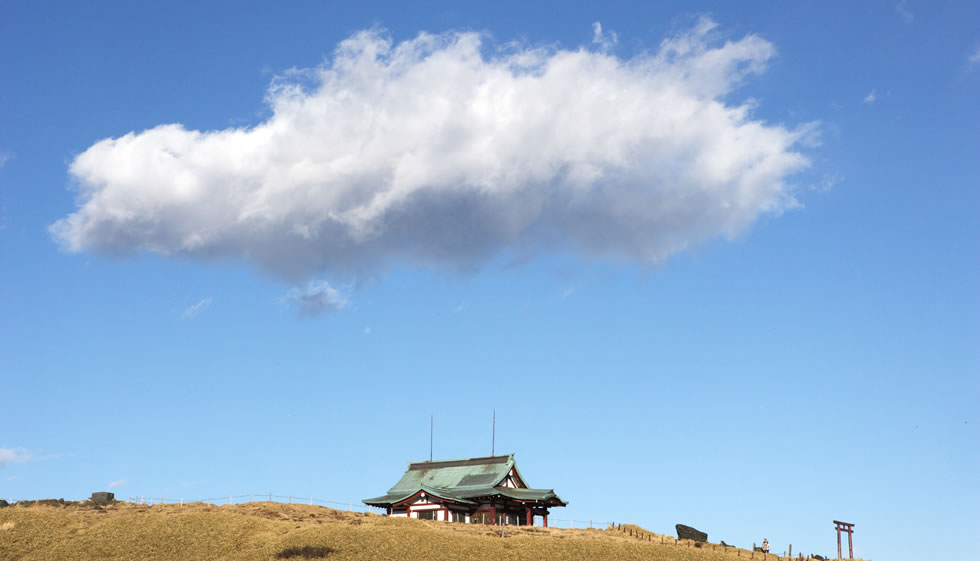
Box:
91;492;115;506
675;524;708;542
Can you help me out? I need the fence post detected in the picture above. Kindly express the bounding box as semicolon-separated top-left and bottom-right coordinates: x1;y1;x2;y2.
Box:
310;496;313;506
180;498;183;507
289;496;292;504
349;503;352;511
269;493;272;502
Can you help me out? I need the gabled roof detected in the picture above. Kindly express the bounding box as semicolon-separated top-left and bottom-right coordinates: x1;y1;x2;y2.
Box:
391;454;520;493
363;454;567;508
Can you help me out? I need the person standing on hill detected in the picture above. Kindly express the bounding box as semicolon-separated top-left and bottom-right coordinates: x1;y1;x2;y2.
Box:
762;538;770;559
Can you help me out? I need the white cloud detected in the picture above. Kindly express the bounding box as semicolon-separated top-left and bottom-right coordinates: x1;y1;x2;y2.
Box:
969;45;980;66
0;153;10;168
896;1;914;23
51;20;812;281
107;479;127;489
0;448;30;469
180;297;212;319
285;280;348;316
863;89;877;104
363;326;372;335
809;174;840;193
592;21;618;51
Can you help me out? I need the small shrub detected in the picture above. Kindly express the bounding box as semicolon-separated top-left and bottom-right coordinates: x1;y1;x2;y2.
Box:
275;545;336;559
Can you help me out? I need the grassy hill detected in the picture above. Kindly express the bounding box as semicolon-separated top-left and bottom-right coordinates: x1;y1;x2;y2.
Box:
0;501;857;561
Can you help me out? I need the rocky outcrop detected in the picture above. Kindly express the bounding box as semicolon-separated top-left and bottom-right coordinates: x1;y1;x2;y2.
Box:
675;524;707;542
91;492;115;506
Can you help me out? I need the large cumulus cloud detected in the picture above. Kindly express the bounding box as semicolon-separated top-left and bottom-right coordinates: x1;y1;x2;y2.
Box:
51;19;812;280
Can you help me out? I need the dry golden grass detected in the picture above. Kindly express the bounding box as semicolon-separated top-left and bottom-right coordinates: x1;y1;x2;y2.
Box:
0;502;866;561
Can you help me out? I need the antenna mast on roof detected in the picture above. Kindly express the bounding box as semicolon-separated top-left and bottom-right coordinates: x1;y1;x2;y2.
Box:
492;409;495;456
430;415;433;462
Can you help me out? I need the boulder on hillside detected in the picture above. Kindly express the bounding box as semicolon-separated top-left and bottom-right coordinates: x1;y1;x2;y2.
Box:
813;555;825;560
720;541;735;548
675;524;708;542
90;492;115;506
0;499;8;508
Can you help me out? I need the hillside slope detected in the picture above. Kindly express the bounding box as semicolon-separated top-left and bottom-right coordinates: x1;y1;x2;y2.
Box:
0;502;851;561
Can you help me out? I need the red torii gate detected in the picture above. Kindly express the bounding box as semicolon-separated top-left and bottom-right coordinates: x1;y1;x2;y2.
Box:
833;520;854;560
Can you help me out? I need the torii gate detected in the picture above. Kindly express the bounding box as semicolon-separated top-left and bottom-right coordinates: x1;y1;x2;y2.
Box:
833;520;854;560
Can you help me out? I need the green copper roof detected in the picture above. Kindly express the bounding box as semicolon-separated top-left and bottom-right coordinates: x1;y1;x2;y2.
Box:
363;454;568;508
391;454;517;492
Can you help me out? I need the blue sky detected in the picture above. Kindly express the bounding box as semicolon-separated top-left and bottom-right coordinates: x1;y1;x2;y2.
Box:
1;1;977;560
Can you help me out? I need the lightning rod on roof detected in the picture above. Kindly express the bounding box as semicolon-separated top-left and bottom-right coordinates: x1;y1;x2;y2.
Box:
492;408;495;456
430;415;433;462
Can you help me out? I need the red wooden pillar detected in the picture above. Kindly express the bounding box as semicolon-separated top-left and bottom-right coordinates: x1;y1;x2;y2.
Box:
444;506;449;523
833;521;854;560
543;514;548;527
490;504;496;525
526;506;532;527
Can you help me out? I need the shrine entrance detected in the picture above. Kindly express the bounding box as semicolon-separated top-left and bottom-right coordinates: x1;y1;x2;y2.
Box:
833;520;854;560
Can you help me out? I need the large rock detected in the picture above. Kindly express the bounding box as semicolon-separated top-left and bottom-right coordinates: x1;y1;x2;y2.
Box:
0;499;8;508
675;524;708;542
90;492;115;506
720;541;735;548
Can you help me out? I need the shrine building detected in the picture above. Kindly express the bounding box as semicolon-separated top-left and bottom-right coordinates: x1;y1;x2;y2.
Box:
363;454;567;526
